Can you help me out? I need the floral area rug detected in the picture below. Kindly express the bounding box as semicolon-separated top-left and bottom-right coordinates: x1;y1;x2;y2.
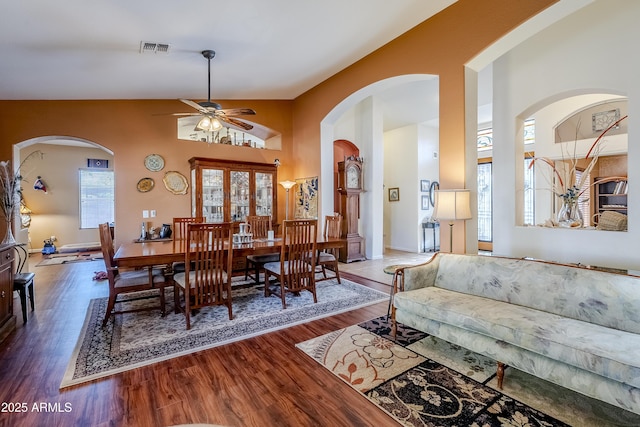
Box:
296;317;571;427
61;277;386;389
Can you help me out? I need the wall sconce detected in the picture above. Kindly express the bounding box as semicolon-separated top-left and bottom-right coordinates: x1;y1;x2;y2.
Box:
33;176;47;193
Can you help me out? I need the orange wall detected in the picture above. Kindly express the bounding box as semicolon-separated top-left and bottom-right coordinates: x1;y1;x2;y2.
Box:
0;99;293;245
0;0;557;248
291;0;557;251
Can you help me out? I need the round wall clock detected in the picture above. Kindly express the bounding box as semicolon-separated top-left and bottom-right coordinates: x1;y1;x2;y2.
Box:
144;154;165;172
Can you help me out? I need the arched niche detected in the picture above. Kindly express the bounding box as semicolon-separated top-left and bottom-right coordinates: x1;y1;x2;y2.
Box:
517;93;628;230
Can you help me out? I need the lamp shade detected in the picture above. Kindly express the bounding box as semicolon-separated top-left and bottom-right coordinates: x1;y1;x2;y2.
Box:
432;189;472;221
279;180;296;190
195;115;222;132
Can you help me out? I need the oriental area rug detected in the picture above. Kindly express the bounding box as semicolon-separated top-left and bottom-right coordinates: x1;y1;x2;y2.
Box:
296;317;640;427
61;277;386;389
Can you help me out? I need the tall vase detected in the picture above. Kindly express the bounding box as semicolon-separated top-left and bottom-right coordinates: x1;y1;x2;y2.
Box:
2;219;15;245
557;200;583;228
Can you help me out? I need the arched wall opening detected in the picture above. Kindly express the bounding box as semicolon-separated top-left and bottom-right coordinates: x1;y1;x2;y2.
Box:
514;91;628;230
13;136;113;250
320;74;439;260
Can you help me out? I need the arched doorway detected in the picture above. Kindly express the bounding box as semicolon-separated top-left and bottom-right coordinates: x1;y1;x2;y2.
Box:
13;136;113;250
320;74;439;260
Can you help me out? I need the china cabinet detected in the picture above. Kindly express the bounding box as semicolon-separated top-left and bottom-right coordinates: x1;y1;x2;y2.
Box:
189;158;277;225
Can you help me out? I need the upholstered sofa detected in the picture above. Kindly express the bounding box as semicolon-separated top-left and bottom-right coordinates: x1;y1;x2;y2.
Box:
393;252;640;415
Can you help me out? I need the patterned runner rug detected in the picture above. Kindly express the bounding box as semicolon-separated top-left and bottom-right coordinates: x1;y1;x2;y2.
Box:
36;251;103;266
297;317;640;426
61;277;386;388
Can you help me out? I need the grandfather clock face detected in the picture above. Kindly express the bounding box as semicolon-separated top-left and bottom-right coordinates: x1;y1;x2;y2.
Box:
346;164;361;189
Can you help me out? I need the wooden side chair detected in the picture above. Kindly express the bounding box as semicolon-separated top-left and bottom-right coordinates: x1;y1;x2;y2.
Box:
317;214;342;283
172;217;204;273
13;244;35;324
99;223;170;327
263;219;318;309
244;215;279;285
172;222;234;330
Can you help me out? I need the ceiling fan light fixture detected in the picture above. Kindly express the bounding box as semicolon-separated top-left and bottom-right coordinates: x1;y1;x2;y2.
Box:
195;116;223;132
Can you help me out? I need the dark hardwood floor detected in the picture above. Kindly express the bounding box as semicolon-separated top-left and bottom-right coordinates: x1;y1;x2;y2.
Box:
0;257;397;427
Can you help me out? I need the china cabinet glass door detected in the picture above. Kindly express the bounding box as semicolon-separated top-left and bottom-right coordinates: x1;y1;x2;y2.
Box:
255;172;274;217
202;168;225;223
230;170;250;222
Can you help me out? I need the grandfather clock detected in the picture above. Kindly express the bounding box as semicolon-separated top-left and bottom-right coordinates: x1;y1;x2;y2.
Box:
337;156;366;262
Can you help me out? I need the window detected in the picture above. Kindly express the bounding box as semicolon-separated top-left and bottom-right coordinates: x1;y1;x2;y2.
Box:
477;160;492;243
79;169;114;229
575;169;590;227
523;157;535;225
523;119;536;225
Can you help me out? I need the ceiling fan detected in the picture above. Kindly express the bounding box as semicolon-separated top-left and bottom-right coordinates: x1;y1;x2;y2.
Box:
174;50;256;132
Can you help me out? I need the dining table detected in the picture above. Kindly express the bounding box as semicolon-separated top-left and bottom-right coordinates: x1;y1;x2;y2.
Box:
113;236;346;269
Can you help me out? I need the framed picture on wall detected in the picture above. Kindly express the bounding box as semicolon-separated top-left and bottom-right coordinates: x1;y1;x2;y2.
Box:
389;187;400;202
421;195;430;210
420;180;430;192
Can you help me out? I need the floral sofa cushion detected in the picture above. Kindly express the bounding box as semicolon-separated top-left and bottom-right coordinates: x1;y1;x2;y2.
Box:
394;286;640;388
431;254;640;334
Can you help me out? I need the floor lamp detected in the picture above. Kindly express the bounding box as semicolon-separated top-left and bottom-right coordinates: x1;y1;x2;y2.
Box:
279;180;296;220
432;189;472;253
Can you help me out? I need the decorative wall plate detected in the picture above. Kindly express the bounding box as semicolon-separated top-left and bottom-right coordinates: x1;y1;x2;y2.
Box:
144;154;165;172
163;171;188;195
136;177;155;193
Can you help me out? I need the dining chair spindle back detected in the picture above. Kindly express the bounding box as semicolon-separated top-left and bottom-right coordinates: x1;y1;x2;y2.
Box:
263;219;318;308
99;223;170;327
172;222;234;330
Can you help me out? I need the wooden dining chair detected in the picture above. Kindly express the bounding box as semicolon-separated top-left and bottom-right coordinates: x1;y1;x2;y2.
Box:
99;223;170;327
317;213;342;284
244;215;279;285
13;244;35;324
171;217;204;273
263;219;318;309
172;222;234;330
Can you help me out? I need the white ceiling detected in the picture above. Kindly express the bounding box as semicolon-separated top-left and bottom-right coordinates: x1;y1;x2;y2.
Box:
1;0;502;135
1;0;456;102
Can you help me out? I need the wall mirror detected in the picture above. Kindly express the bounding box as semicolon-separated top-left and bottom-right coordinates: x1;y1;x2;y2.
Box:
521;94;628;231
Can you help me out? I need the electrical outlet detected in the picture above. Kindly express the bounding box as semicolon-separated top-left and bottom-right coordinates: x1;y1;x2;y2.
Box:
142;210;149;218
150;209;156;217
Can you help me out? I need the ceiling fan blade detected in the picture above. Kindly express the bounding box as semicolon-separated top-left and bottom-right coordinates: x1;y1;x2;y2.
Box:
220;117;254;131
171;112;202;116
180;98;208;113
218;108;256;117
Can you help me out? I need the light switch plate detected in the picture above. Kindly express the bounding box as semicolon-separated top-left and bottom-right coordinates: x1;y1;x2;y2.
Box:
142;210;149;218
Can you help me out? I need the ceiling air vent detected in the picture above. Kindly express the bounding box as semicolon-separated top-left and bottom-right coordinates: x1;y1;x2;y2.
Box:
140;41;170;54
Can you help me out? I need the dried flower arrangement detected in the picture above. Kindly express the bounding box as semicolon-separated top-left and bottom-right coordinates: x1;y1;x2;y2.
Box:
0;151;44;244
529;114;628;204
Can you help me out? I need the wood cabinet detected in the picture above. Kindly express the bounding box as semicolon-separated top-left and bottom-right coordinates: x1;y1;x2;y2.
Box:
595;176;628;221
189;157;278;225
0;245;15;344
